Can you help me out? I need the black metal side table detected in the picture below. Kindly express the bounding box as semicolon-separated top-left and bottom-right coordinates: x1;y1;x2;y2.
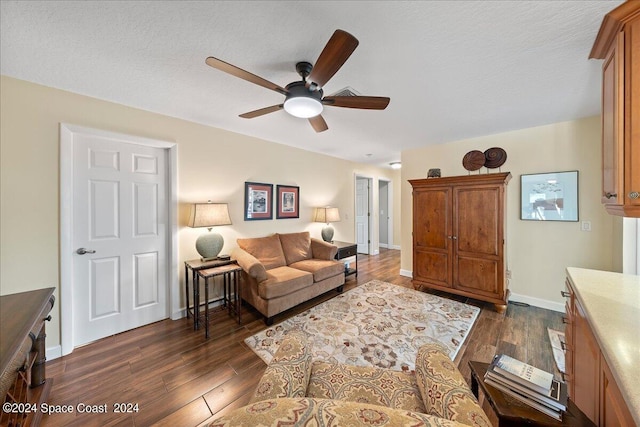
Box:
197;263;243;338
184;258;235;330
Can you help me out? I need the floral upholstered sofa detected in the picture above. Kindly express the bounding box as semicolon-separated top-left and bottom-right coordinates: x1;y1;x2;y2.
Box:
208;330;491;427
231;232;345;325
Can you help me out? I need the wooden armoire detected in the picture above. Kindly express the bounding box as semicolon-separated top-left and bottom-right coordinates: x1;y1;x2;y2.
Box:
410;172;511;313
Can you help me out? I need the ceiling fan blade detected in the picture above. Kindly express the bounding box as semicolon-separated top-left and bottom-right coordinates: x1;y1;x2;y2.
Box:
308;30;359;88
309;115;328;133
239;104;284;118
206;57;288;96
323;96;390;110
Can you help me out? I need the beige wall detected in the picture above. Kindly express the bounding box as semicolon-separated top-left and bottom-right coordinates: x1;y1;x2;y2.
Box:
400;116;618;310
0;76;400;353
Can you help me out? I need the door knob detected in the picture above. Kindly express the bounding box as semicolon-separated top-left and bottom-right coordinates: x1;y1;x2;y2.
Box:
76;248;96;255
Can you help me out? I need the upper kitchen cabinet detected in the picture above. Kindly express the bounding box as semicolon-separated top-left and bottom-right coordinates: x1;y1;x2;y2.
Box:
591;1;640;217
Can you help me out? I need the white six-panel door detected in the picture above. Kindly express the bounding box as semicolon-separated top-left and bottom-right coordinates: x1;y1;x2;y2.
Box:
72;132;168;346
356;177;370;254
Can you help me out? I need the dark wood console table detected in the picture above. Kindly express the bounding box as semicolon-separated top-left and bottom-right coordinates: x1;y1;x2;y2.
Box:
333;241;357;278
0;287;55;427
469;361;595;427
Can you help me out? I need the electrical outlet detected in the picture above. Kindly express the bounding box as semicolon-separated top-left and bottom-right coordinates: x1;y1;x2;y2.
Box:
506;270;512;279
581;221;592;232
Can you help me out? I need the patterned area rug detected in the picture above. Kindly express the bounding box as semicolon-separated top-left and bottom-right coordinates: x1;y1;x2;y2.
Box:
245;280;480;372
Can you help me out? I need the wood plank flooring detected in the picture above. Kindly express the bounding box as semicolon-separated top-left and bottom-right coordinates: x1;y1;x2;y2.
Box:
41;249;564;426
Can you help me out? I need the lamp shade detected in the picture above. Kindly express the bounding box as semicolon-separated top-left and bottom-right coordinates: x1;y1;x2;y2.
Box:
188;203;231;261
314;207;340;224
188;203;231;228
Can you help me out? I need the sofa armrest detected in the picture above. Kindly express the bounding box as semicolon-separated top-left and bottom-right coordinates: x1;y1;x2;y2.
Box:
310;238;338;260
250;329;313;403
231;247;267;282
415;343;491;427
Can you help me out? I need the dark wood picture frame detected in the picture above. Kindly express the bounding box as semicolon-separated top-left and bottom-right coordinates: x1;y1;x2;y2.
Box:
244;182;273;221
276;185;300;219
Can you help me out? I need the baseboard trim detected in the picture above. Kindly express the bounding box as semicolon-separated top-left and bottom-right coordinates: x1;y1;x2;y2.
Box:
389;245;401;250
47;345;62;361
509;293;565;313
172;309;186;320
400;269;413;278
397;270;563;312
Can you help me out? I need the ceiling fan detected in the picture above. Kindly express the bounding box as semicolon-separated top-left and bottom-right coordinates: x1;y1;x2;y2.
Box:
205;29;390;133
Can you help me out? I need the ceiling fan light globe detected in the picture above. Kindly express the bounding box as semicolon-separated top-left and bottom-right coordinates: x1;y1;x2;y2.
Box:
283;96;323;118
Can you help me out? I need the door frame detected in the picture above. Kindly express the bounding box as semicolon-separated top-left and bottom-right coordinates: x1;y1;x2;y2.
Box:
59;123;178;356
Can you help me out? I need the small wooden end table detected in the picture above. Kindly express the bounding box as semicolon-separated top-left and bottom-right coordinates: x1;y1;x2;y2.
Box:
197;263;243;338
184;258;236;330
468;361;595;427
332;240;358;278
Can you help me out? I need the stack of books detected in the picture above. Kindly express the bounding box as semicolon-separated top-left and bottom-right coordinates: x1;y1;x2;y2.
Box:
484;354;568;421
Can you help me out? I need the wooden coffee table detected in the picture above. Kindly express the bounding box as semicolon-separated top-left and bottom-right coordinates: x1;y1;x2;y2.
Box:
468;361;595;427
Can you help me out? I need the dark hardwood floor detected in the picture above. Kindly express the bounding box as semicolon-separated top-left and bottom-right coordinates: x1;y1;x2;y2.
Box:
42;248;564;426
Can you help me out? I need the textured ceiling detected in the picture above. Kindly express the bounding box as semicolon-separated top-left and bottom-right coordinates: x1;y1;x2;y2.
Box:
0;1;620;168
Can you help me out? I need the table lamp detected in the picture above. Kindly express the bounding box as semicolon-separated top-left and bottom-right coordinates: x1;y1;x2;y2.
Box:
314;207;340;242
188;202;231;261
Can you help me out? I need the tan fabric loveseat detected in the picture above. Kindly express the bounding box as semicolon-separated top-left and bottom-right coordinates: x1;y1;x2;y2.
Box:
231;232;345;325
209;330;491;427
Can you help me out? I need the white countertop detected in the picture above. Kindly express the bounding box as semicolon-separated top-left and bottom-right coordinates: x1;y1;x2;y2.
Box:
566;267;640;425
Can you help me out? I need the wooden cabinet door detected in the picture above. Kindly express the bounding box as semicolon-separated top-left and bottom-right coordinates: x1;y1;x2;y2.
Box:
600;354;636;427
625;17;640;211
601;34;624;206
574;298;600;424
594;3;640;216
413;186;453;288
564;281;575;398
453;185;503;298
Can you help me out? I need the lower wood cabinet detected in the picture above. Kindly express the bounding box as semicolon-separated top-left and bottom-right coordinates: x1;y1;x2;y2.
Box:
564;277;636;426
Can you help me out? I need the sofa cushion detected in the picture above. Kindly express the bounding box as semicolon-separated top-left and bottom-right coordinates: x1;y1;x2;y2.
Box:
278;232;312;265
289;259;344;282
307;361;426;413
237;234;286;270
258;266;314;299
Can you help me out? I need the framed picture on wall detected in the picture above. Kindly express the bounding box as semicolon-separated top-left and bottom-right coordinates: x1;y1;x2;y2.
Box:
244;182;273;220
276;185;299;219
520;171;578;221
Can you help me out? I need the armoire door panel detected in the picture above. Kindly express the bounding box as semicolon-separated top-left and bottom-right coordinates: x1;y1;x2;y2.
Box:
413;188;450;250
414;250;450;288
455;256;499;297
455;187;500;256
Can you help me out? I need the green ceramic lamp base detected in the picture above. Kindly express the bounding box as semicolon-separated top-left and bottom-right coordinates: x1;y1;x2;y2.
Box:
195;232;224;261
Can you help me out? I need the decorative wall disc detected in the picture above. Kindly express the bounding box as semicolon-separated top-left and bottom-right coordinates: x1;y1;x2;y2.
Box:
462;150;485;171
484;147;507;169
